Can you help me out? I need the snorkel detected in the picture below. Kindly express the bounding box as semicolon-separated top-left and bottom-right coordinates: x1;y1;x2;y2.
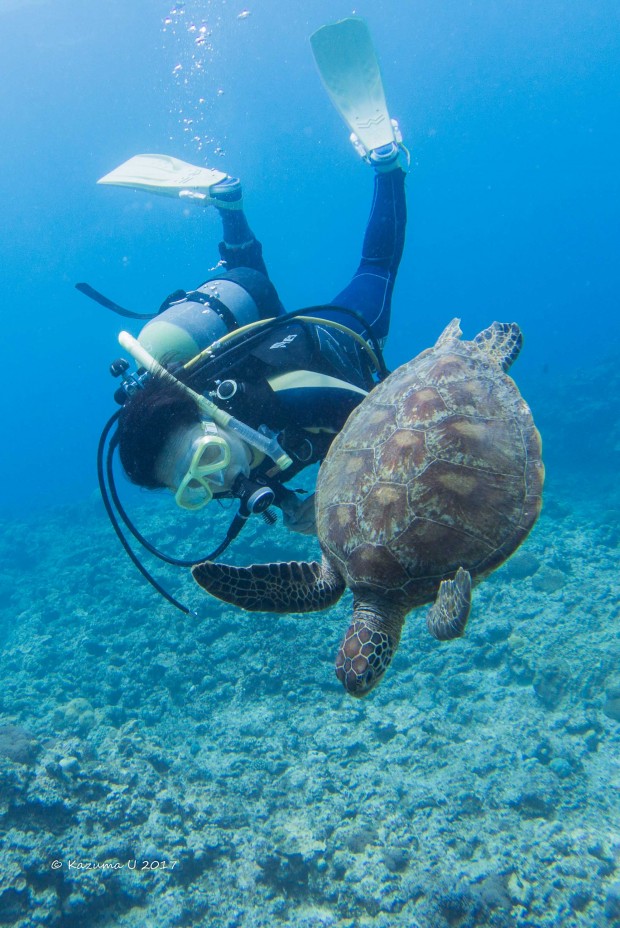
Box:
117;331;293;473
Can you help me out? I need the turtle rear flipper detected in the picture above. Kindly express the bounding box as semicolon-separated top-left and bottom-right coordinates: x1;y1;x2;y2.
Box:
474;321;523;371
191;556;346;613
426;567;472;640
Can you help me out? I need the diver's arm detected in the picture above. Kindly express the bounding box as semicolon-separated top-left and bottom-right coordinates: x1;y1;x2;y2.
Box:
277;488;317;536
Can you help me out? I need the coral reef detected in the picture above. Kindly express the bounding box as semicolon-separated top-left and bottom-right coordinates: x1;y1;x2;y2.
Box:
0;474;618;928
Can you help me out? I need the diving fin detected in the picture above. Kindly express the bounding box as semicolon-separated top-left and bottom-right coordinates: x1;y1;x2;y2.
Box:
310;17;397;155
97;153;228;200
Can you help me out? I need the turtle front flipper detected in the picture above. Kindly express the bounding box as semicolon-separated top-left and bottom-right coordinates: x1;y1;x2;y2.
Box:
426;567;472;641
191;556;345;613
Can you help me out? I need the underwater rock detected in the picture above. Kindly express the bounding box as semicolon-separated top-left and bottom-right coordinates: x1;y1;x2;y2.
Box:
603;696;620;722
502;550;541;580
548;757;573;779
473;872;512;911
507;871;533;907
506;765;559;820
532;568;567;594
542;497;572;521
82;637;107;656
342;825;377;854
374;721;399;743
481;620;513;643
432;877;514;928
381;845;410;873
503;652;535;685
0;885;30;923
55;698;96;734
596;516;620;548
0;723;39;765
532;660;570;708
58;755;80;775
563;712;601;735
602;679;620;722
569;888;592;912
604;882;620;920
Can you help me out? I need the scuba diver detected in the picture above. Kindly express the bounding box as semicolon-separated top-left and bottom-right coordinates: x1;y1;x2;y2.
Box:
83;18;409;612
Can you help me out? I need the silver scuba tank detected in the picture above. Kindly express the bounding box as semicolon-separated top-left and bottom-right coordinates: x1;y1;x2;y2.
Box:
138;268;282;365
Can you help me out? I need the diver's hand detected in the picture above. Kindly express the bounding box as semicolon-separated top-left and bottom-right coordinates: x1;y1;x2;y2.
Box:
279;492;317;536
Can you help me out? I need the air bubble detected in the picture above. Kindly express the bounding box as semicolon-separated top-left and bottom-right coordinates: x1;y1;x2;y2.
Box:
163;5;225;158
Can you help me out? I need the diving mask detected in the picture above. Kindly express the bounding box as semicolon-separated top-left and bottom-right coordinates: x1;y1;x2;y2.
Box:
172;421;231;511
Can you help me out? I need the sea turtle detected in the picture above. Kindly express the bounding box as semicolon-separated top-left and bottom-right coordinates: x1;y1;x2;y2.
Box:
192;319;544;697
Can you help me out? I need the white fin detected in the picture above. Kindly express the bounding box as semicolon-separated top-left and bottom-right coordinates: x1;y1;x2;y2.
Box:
97;153;227;198
310;18;396;153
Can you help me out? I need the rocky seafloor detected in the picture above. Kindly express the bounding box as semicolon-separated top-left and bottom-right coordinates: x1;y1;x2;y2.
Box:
1;360;619;928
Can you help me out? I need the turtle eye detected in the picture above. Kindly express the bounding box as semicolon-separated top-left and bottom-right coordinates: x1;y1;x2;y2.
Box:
361;667;376;688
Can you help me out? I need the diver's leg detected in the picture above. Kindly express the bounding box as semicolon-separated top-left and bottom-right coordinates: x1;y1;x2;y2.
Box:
209;177;270;278
328;165;407;344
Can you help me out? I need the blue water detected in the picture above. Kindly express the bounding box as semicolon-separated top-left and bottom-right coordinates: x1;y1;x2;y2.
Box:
0;0;618;510
0;2;619;926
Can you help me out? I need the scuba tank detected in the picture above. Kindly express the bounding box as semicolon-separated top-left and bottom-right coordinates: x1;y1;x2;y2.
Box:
138;267;282;365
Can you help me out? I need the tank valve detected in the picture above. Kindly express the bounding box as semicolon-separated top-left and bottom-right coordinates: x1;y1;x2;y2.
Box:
110;357;129;378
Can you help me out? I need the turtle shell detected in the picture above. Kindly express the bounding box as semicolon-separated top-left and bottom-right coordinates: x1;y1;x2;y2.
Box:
316;328;544;607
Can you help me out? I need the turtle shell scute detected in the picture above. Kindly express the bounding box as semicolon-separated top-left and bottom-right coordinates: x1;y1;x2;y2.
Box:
397;386;447;429
424;414;525;475
345;542;410;590
317;447;376;507
376;428;429;482
337;403;397;451
357;482;409;546
437;375;496;418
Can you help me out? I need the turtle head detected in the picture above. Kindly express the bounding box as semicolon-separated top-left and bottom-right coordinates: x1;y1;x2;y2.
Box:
335;620;397;697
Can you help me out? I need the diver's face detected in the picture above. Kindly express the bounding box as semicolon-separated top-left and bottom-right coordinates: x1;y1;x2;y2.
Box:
156;420;250;510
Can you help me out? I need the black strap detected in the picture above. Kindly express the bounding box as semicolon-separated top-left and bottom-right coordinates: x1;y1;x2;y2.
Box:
75;282;154;320
184;290;240;331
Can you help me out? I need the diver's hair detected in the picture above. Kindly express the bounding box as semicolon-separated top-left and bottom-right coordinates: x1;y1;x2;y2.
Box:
117;375;201;489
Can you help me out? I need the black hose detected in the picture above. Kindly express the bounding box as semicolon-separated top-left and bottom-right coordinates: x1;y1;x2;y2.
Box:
97;413;252;613
97;412;192;613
